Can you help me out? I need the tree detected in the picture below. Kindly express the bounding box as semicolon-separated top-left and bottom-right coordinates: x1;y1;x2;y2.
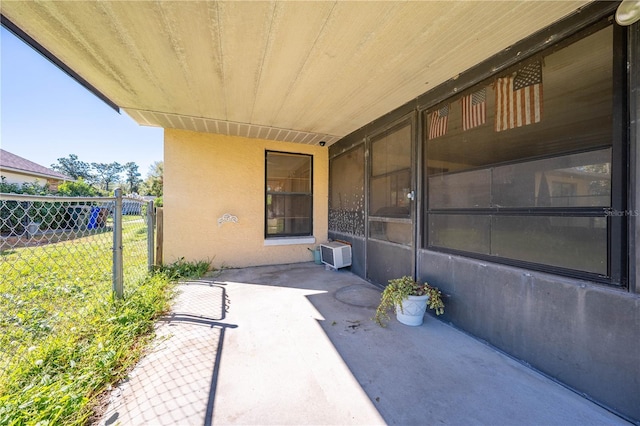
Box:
51;154;92;180
57;178;99;196
91;162;123;192
580;162;611;198
142;161;163;197
123;162;142;193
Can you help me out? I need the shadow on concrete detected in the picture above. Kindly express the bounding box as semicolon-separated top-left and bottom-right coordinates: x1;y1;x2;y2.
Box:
98;280;236;426
207;263;630;425
98;265;631;426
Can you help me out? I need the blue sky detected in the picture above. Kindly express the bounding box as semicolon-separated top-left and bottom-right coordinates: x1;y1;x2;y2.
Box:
1;26;163;178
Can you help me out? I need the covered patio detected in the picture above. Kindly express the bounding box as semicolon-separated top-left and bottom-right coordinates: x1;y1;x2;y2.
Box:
97;263;628;425
3;2;639;422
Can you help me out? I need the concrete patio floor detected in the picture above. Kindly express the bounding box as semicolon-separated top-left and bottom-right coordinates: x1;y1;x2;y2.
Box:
98;262;631;425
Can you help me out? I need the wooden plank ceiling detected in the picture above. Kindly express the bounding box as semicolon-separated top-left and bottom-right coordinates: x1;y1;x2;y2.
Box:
1;1;591;146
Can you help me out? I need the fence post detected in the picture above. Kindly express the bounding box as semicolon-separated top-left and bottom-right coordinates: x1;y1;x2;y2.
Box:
147;200;155;272
113;188;124;299
155;207;163;266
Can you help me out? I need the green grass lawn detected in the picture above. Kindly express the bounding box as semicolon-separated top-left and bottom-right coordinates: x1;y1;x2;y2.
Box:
0;219;209;425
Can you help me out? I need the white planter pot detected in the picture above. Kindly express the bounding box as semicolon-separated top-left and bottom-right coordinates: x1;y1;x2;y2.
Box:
396;294;430;326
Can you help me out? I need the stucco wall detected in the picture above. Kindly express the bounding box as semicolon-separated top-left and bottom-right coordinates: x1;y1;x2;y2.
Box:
0;170;62;191
1;170;45;186
164;129;328;268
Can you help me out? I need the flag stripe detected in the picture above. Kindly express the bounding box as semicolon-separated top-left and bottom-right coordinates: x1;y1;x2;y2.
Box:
495;77;510;132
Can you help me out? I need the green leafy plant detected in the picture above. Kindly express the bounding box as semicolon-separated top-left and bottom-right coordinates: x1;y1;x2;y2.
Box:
154;257;211;280
57;178;99;197
374;275;445;327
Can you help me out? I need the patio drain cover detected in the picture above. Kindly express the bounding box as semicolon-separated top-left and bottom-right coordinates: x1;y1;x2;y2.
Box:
335;285;381;308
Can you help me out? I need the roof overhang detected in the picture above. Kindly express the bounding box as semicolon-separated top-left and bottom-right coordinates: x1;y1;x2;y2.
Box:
0;166;72;182
1;1;595;146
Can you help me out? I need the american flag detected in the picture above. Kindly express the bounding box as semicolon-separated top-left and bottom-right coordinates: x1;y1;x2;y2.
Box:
461;88;486;131
428;105;449;140
495;61;543;132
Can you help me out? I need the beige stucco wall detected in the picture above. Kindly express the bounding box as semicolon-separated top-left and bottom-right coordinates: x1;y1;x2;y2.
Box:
1;170;36;185
0;170;60;190
164;129;328;268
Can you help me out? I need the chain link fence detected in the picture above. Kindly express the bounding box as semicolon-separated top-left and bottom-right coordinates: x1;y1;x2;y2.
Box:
0;189;155;399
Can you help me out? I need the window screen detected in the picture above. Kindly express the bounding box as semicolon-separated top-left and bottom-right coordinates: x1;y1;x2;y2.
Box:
424;25;615;278
329;145;365;236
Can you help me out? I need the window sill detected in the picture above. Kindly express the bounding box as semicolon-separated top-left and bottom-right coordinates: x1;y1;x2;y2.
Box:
264;236;316;246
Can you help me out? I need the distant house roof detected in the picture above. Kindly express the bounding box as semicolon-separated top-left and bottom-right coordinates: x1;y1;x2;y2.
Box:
0;149;73;181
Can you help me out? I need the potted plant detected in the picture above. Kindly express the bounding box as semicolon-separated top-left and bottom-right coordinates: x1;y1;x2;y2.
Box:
374;275;445;327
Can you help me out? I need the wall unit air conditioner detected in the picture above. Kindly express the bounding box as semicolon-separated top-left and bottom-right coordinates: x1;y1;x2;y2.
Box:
320;241;352;269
